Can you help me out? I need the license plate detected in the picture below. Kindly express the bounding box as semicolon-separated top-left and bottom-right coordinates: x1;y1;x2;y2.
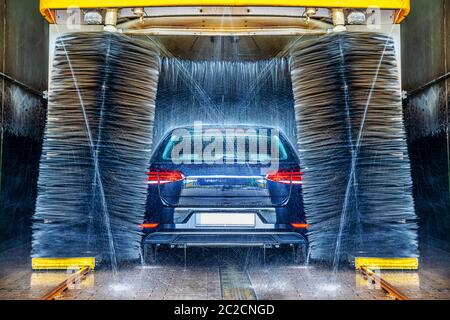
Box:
196;213;255;227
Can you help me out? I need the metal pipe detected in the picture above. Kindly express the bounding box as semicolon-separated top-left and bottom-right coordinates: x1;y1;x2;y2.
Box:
360;267;409;300
118;15;332;31
41;267;91;300
445;0;450;203
0;71;46;101
0;0;6;198
118;15;332;35
331;8;347;32
406;71;450;98
123;27;327;36
104;8;119;32
117;15;333;30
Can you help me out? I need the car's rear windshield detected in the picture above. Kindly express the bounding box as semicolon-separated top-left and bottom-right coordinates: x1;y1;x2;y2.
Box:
153;128;298;164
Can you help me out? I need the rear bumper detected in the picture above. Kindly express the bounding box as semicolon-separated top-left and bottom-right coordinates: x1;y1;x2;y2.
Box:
143;230;307;247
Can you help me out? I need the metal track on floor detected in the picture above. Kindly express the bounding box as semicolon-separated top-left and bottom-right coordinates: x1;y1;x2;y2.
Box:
40;267;92;300
360;266;409;300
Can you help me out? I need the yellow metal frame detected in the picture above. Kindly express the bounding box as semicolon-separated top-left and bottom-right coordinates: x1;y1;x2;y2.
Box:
40;0;410;23
355;257;419;270
32;257;95;270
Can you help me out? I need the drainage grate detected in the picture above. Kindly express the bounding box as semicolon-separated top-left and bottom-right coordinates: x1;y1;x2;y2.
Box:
220;265;257;300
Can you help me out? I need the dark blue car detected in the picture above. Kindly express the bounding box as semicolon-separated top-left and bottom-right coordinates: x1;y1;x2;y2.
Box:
141;125;308;263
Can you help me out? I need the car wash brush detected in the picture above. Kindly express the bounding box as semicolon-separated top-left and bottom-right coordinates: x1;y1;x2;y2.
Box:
32;33;159;264
290;32;418;263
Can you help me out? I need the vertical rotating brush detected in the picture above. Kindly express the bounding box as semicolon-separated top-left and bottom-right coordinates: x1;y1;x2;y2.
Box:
32;33;159;262
290;34;357;261
344;34;418;258
291;33;418;262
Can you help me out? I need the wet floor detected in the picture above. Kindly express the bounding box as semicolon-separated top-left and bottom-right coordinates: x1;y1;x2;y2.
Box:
0;243;449;300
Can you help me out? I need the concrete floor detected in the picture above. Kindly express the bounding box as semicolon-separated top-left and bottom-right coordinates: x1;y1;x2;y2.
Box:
0;243;449;300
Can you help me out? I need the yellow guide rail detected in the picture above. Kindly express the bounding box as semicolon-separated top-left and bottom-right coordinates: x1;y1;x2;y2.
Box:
40;0;410;23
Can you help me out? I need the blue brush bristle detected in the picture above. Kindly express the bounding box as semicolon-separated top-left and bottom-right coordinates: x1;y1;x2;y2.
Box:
32;33;159;263
291;33;418;262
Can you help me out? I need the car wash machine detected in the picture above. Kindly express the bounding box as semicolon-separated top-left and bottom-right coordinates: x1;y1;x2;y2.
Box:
32;0;419;271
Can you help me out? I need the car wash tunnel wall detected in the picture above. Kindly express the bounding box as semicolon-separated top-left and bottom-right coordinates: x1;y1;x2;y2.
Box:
0;0;449;269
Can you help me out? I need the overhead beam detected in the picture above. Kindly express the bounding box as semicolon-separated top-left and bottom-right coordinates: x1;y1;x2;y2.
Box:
40;0;410;23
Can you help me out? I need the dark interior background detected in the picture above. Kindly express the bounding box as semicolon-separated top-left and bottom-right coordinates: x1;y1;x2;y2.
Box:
0;0;449;251
0;0;47;248
401;0;450;246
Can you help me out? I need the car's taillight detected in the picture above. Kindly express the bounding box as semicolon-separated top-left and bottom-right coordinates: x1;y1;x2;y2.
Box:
291;223;309;229
265;169;303;184
146;169;185;185
139;223;160;229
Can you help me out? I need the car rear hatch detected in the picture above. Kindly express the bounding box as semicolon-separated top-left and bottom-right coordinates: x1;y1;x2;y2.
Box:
150;163;301;207
148;127;301;208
